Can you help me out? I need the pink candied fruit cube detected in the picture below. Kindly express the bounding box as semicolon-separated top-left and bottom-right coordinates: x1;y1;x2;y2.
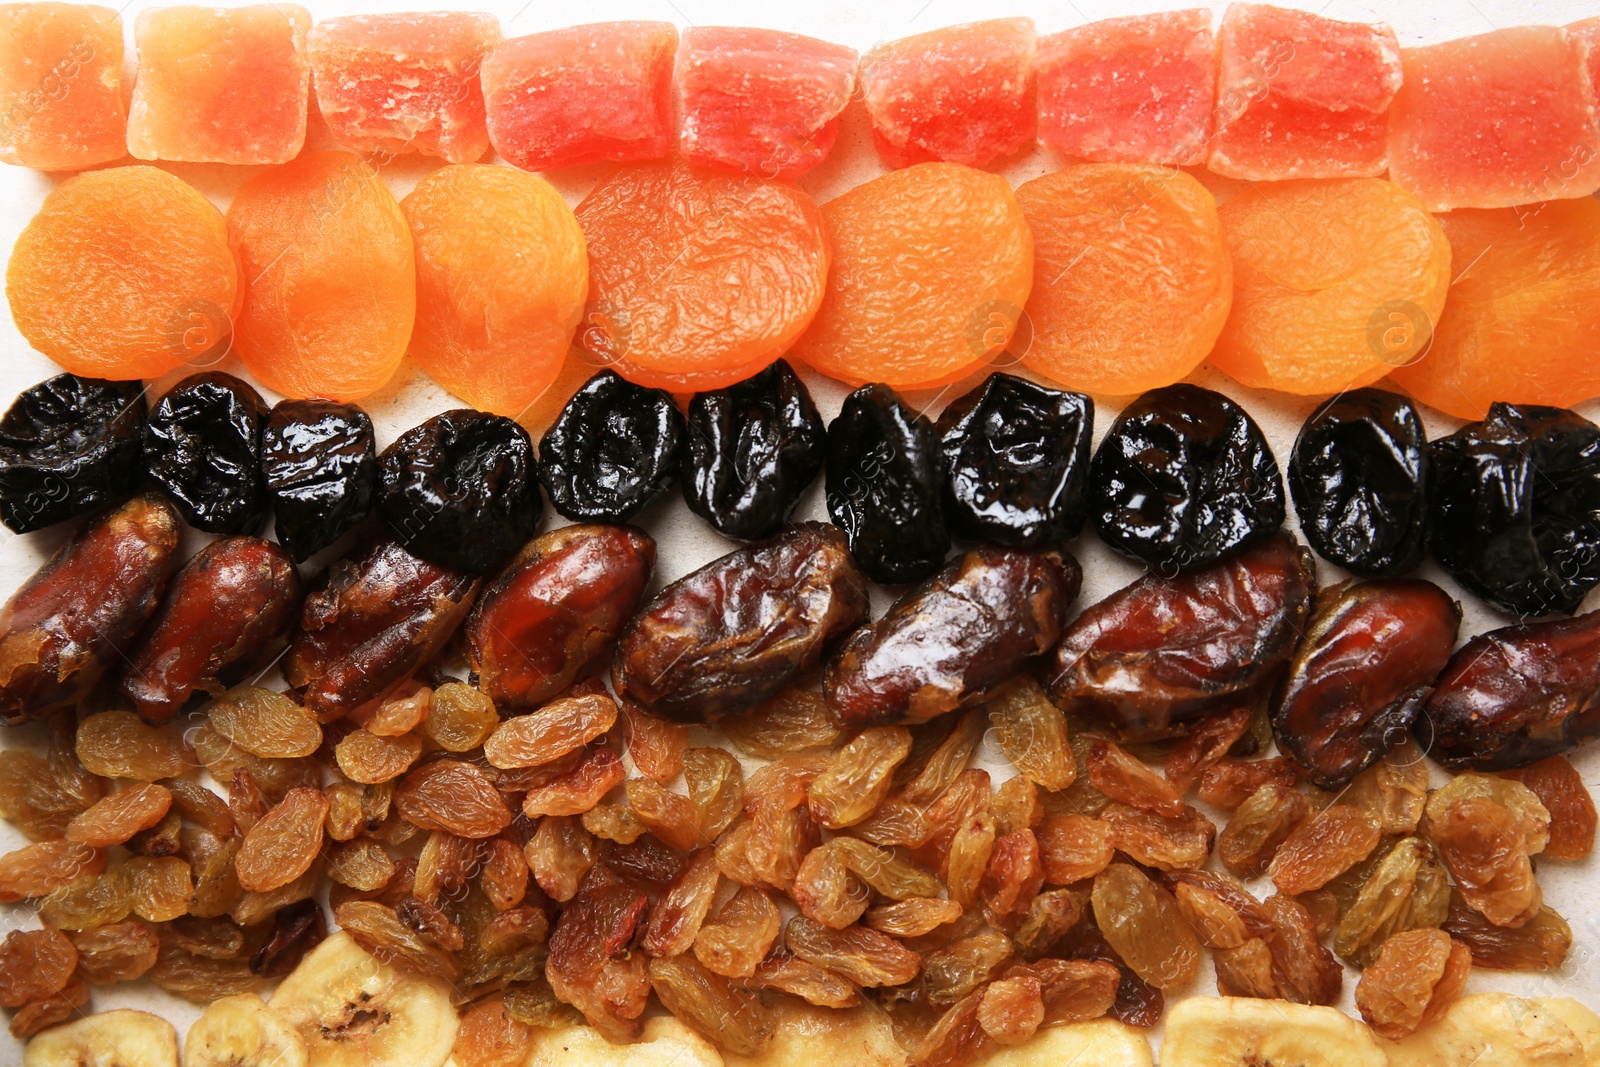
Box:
677;26;857;180
127;4;312;165
860;18;1036;168
1036;9;1215;165
0;3;125;170
1390;26;1600;211
308;12;501;164
1209;3;1401;180
481;21;678;171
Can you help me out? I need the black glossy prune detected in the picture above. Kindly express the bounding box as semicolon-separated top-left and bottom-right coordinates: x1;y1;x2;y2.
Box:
1090;384;1284;572
144;372;269;535
378;409;541;573
261;400;378;563
1289;389;1428;577
0;374;147;534
935;372;1093;547
540;370;685;523
681;359;824;541
1429;402;1600;616
825;383;948;585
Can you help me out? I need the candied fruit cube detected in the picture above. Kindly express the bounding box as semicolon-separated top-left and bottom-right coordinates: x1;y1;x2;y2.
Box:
309;12;501;164
1036;10;1214;166
127;4;311;165
860;18;1036;168
1209;3;1401;180
0;3;125;170
677;26;857;180
482;21;677;171
1388;26;1600;211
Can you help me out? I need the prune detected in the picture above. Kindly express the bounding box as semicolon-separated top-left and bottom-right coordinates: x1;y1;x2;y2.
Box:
539;369;685;523
283;539;481;722
1289;389;1429;576
0;495;180;725
261;399;378;562
1272;579;1460;788
1430;402;1600;615
379;409;541;573
826;546;1080;728
1089;384;1284;571
935;372;1094;547
0;374;147;534
144;372;269;534
120;537;302;722
1419;608;1600;770
614;522;869;721
681;359;825;540
826;382;949;584
1049;533;1316;741
467;524;655;709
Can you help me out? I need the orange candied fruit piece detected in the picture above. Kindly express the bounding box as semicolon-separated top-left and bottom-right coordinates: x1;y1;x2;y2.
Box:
227;151;415;402
6;166;237;380
792;162;1032;390
1210;178;1450;396
403;165;588;417
574;158;828;392
0;3;126;171
1391;199;1600;420
1017;164;1231;396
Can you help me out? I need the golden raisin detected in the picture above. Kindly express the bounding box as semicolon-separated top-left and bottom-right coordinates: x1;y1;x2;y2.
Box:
235;787;329;893
65;783;173;847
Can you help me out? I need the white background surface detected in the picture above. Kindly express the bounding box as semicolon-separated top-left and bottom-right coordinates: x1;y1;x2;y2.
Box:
3;0;1600;1060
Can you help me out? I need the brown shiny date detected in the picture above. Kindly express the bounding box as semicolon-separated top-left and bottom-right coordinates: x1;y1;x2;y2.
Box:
468;525;654;709
1272;580;1459;789
121;537;302;723
1048;533;1316;741
0;496;180;725
283;539;481;722
613;522;868;722
1419;609;1600;771
826;546;1081;728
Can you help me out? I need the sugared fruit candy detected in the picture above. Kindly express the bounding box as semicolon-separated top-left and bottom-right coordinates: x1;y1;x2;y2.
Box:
676;26;857;179
0;375;146;535
261;400;377;563
7;166;237;380
145;372;269;536
793;162;1032;390
227;151;415;402
1017;164;1231;396
1035;10;1214;166
403;164;588;416
860;18;1037;168
127;4;312;165
481;21;677;171
540;370;685;524
308;12;501;163
0;3;126;170
1210;178;1450;395
574;159;827;391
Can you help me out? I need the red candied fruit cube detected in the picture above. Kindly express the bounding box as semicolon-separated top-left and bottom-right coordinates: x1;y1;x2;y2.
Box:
677;26;857;180
1036;10;1215;166
860;18;1036;168
481;20;677;171
1209;3;1401;180
0;3;126;170
1389;26;1600;211
309;12;501;164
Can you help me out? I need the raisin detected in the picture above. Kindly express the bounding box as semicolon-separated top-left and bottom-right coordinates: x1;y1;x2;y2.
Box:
1218;783;1308;880
1442;894;1572;971
1102;803;1215;871
209;686;323;758
1163;705;1254;794
980;829;1044;918
992;775;1042;838
0;928;77;1007
1262;893;1343;1005
792;842;870;929
1012;891;1083;960
1036;815;1113;886
8;973;87;1037
125;855;191;922
1513;755;1597;861
983;679;1075;791
524;818;593;904
425;683;501;752
164;779;234;839
1355;929;1470;1039
185;833;243;919
784;916;921;987
249;899;327;979
65;783;172;847
414;831;482;905
649;954;775;1055
334;728;423;784
335;900;462;982
1269;805;1382;895
1342;741;1429;835
1087;742;1183;817
1173;883;1249;950
977;976;1043;1046
261;398;378;562
145;371;269;534
640;848;721;957
71;920;158;985
1197;757;1301;811
1423;774;1549;926
545;865;650;1041
583;804;648;847
719;689;843;760
684;747;743;840
808;727;913;828
1090;863;1199;990
234;787;328;893
76;710;190;781
745;954;860;1008
453;994;534;1067
522;748;624;818
0;840;104;901
623;779;701;851
0;750;100;842
1333;836;1451;967
397;760;513;838
484;692;617;769
480;839;528;912
37;866;132;930
922;930;1015;1004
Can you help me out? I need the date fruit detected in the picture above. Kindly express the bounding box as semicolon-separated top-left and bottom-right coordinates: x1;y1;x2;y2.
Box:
0;374;146;534
261;399;377;563
144;372;269;535
539;369;685;524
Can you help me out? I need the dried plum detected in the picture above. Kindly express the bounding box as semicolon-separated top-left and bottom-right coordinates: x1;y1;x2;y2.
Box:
935;372;1093;547
144;372;269;535
1089;384;1284;571
826;383;948;584
0;374;147;534
540;369;685;523
681;359;824;541
1289;389;1428;577
378;409;541;573
261;400;377;563
1428;402;1600;616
